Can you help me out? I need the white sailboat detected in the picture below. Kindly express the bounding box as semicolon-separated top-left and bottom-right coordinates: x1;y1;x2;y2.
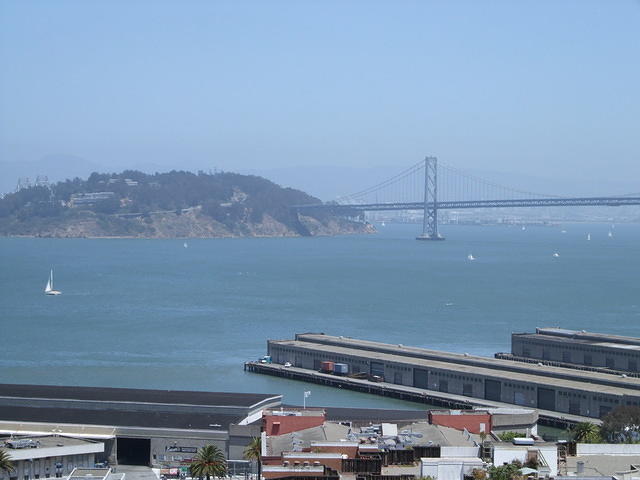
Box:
467;254;475;261
552;252;560;258
608;231;613;238
44;269;61;296
587;233;591;241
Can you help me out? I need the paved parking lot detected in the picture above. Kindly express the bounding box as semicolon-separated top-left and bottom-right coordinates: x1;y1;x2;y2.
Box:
114;465;159;480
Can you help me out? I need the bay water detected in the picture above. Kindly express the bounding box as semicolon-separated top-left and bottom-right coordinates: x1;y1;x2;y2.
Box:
1;223;639;409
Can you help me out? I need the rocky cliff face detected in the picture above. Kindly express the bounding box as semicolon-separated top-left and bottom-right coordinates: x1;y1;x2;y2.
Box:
13;208;374;238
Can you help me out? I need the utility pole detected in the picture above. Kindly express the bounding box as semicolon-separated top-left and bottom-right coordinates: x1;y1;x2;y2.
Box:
416;156;444;240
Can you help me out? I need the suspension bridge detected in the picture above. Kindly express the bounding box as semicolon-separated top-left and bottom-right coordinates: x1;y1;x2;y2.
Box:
292;157;640;240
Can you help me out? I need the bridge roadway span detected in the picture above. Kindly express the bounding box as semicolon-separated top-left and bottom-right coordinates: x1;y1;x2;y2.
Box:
245;362;599;429
293;196;640;212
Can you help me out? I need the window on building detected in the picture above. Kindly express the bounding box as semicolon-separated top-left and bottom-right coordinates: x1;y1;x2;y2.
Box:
584;354;592;366
463;384;473;396
606;358;615;369
629;360;638;372
562;351;571;363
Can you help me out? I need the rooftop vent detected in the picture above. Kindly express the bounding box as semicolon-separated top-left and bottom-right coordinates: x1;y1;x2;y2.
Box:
6;439;38;449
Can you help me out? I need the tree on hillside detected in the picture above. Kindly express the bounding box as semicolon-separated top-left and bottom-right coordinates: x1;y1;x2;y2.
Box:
243;437;262;478
190;445;227;480
571;422;602;443
601;406;640;443
0;448;14;475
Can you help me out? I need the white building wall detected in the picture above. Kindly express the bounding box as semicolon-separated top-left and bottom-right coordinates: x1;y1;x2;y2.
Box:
492;447;528;467
421;463;438;479
438;463;464;480
492;445;557;477
441;447;480;458
420;458;485;480
0;454;97;480
577;444;640;456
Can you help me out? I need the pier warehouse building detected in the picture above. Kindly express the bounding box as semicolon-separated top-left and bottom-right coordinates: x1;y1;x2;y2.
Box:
509;327;640;372
267;333;640;419
0;384;281;468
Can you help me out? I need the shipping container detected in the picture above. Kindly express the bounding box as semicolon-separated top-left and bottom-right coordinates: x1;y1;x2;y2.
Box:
320;361;335;372
334;363;349;375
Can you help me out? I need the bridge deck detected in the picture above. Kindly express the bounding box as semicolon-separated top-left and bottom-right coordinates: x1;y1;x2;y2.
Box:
293;196;640;212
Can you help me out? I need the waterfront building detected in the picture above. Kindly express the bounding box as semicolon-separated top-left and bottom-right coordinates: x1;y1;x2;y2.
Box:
0;436;105;480
509;328;640;373
266;334;640;419
0;384;281;468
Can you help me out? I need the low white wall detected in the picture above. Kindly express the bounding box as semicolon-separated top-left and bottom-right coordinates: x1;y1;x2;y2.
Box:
441;446;481;458
578;444;640;456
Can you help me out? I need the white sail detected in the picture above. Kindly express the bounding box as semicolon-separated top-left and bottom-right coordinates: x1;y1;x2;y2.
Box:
45;269;61;295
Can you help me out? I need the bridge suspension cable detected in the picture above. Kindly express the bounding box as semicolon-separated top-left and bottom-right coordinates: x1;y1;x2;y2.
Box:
292;155;640;240
335;157;565;206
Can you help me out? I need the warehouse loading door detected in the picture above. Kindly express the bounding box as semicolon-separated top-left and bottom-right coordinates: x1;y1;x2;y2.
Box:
537;388;556;411
413;369;429;389
370;361;385;378
484;379;501;401
117;437;151;465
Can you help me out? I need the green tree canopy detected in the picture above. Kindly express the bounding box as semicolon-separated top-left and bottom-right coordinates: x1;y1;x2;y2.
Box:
571;422;602;443
190;445;227;480
497;432;520;442
0;448;15;475
601;406;640;443
488;461;522;480
243;437;262;477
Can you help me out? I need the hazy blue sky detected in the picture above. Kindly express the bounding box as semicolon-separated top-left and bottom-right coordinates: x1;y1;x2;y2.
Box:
1;0;639;192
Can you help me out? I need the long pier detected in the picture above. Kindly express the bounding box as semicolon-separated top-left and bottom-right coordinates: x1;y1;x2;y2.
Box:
245;362;599;429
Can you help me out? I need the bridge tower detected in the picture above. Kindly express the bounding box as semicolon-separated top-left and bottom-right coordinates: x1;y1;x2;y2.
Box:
416;156;444;241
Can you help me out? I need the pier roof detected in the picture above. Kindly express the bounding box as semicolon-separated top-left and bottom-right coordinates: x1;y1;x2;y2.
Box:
535;327;640;347
291;334;640;390
0;405;244;431
273;340;640;397
0;383;281;409
515;332;640;351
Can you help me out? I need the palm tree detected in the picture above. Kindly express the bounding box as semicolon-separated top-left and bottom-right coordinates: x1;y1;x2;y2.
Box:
571;422;602;443
190;445;227;480
0;448;15;476
243;437;262;479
